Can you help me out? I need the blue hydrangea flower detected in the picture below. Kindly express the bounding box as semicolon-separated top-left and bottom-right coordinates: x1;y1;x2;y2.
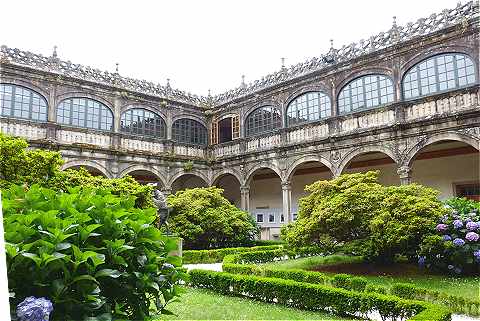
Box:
454;267;462;274
453;238;465;247
466;232;479;242
453;220;463;229
443;235;452;241
417;256;426;267
474;250;480;258
17;296;53;321
466;221;478;231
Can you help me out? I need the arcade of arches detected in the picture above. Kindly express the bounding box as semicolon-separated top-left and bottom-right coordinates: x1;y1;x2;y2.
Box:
66;138;478;241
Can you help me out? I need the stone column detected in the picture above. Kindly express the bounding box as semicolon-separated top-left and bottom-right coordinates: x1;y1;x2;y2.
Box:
240;185;250;212
281;181;292;224
161;186;172;196
397;165;412;185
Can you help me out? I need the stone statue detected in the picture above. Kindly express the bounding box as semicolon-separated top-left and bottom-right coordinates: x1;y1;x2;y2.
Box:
153;189;170;229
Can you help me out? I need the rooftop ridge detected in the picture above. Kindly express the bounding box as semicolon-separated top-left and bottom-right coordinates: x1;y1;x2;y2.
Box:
211;0;478;106
0;1;477;109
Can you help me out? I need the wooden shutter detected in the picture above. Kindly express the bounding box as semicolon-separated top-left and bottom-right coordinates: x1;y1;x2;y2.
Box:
232;115;240;139
211;120;218;144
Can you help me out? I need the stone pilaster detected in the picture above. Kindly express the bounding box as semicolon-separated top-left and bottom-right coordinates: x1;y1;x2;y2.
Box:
240;185;250;212
281;181;292;224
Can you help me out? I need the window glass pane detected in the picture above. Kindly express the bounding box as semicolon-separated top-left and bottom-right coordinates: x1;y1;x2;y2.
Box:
246;106;281;136
56;98;112;131
120;108;166;138
338;75;394;114
172;118;207;145
402;53;476;99
0;84;48;121
286;92;330;126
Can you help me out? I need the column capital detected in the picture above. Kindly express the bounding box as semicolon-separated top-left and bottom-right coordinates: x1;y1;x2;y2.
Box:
397;165;412;185
281;181;291;190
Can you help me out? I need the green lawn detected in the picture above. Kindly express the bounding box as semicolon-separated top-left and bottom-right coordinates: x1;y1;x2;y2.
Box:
153;287;350;320
263;255;480;299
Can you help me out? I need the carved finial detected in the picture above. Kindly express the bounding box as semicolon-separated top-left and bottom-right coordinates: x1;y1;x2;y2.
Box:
392;16;397;28
166;78;171;87
208;89;211;97
241;75;245;86
281;57;286;70
52;45;58;58
115;62;119;73
330;39;334;49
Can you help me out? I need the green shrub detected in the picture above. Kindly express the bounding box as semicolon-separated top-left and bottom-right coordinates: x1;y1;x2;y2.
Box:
167;187;259;249
3;185;186;320
188;269;450;321
282;171;445;263
183;245;283;264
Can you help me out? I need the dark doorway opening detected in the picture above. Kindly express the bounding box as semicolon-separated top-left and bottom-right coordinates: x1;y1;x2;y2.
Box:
219;117;232;143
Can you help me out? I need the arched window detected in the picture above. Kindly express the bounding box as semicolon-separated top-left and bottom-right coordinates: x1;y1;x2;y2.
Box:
57;98;113;131
245;106;281;137
286;92;331;126
120;108;166;138
403;53;476;100
338;75;394;114
0;84;48;121
172;118;207;145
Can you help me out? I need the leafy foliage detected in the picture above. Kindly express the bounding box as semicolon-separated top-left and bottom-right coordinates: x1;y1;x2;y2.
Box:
183;245;283;264
282;171;445;263
167;187;259;250
3;185;186;321
0;134;63;189
0;134;153;209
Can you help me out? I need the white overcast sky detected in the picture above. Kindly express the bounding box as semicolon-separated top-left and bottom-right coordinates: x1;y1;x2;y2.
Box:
0;0;461;96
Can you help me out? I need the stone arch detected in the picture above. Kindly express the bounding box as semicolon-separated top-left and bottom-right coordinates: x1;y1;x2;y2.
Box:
400;46;477;78
404;132;479;168
56;91;114;110
244;99;281;120
0;77;50;101
61;159;113;178
171;114;207;127
337;145;399;176
336;66;394;91
212;168;244;186
284;84;332;108
286;154;334;181
118;165;167;187
120;103;168;122
168;170;210;188
245;162;283;185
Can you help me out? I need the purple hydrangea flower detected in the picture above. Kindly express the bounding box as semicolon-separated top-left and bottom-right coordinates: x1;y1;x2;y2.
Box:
17;296;53;321
443;235;452;241
466;232;479;242
466;221;479;231
453;238;465;246
436;224;448;232
453;220;463;229
474;250;480;258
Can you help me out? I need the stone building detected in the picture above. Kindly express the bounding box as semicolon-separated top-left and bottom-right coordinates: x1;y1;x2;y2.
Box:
0;2;478;239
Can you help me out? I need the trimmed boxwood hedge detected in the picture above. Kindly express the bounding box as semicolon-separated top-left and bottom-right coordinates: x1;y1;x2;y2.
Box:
182;245;283;264
189;269;451;321
222;249;480;317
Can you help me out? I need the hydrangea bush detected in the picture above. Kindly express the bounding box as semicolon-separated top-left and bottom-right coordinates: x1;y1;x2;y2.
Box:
420;197;480;275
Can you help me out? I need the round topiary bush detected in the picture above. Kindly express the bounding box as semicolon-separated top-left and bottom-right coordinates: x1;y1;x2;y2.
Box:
167;187;259;250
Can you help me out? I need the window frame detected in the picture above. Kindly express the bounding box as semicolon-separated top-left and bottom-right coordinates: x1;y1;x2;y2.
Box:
286;91;331;127
172;118;208;146
337;74;395;115
402;53;477;100
245;105;282;137
0;84;48;122
120;108;166;139
56;97;113;131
